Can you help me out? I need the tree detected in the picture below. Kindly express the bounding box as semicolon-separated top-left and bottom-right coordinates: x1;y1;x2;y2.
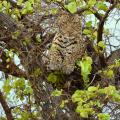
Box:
0;0;120;120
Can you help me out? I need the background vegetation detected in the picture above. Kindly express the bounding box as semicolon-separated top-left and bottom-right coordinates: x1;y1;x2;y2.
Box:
0;0;120;120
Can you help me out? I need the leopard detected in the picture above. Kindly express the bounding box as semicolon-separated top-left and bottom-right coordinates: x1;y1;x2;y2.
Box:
42;10;86;74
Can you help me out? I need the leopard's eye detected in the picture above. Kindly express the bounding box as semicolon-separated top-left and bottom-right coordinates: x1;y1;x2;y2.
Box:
59;35;62;38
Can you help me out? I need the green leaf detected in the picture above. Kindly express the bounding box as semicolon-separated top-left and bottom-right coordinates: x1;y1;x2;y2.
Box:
17;0;24;6
103;70;114;78
24;86;33;94
98;113;110;120
29;0;34;4
21;1;33;14
76;106;94;118
50;8;58;15
47;73;60;83
65;2;77;13
13;78;25;88
112;93;120;102
77;56;92;83
56;0;62;2
60;100;68;108
35;34;41;43
2;1;8;7
83;29;92;35
3;85;12;94
72;90;85;103
115;59;120;67
98;41;106;50
88;86;98;92
80;111;88;118
25;1;33;11
88;0;96;6
96;2;108;11
2;78;12;94
86;21;92;27
99;85;116;96
0;3;3;12
51;89;62;97
33;68;42;77
83;10;93;15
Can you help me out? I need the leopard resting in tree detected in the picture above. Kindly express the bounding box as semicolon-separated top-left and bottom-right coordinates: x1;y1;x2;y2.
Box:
42;10;86;74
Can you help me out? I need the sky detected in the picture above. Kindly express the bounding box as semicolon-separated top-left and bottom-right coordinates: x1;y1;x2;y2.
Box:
106;9;120;52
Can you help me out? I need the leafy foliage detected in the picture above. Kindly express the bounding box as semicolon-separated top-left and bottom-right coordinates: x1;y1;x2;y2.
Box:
72;85;120;119
51;89;62;97
0;0;120;120
77;56;93;85
98;113;110;120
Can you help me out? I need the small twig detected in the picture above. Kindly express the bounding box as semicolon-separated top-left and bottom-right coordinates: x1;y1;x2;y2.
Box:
85;73;98;89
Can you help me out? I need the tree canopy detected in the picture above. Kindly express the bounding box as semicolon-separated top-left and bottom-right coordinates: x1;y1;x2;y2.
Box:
0;0;120;120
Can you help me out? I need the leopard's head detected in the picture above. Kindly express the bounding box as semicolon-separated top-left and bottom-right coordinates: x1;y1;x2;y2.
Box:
56;10;82;36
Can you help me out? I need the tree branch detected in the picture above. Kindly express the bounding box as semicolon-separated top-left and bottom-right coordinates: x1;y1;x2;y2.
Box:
0;50;27;79
103;1;117;21
97;2;116;43
92;7;102;20
94;1;117;68
0;91;14;120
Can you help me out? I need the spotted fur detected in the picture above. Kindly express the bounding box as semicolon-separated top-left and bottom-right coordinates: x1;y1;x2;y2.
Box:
42;10;86;74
